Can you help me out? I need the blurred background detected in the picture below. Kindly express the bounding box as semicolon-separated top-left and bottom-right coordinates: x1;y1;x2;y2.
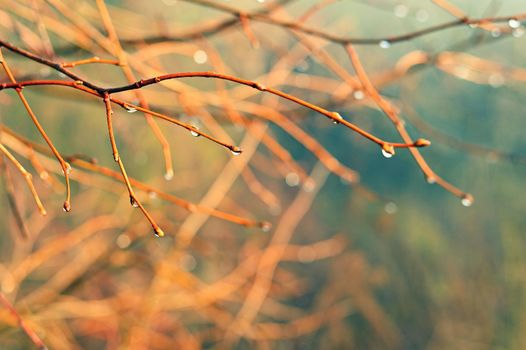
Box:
0;0;525;349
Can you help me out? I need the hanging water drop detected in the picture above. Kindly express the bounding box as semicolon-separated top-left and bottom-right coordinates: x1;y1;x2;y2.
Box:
353;90;365;100
230;146;242;156
164;169;174;180
379;40;391;49
426;176;436;184
461;194;473;207
153;227;165;237
63;162;72;175
381;149;393;158
381;144;395;158
190;126;200;137
508;19;521;29
260;221;272;232
124;104;137;113
130;196;139;208
63;201;71;212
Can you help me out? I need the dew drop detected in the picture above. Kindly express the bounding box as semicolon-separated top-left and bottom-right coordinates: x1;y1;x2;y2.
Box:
488;74;505;88
113;153;120;162
303;178;316;192
130;196;139;208
180;254;196;271
393;4;408;18
116;233;131;249
461;194;473;207
148;191;158;199
164;169;174;180
285;172;300;187
63;201;71;212
230;146;242;156
426;176;436;184
491;28;501;38
190;126;200;137
381;149;393;158
153;227;165;237
260;221;272;232
513;28;525;38
508;19;521;29
353;90;365;100
384;202;398;214
332;112;344;124
381;144;395;158
415;9;429;22
124;104;137;113
63;162;72;175
193;50;208;64
379;40;391;49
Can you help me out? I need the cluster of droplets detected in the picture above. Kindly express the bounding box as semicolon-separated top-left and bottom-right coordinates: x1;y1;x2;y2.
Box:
392;4;428;22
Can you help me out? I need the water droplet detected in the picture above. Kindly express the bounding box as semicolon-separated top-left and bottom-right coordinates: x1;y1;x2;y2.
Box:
63;201;71;212
303;178;315;192
113;153;120;162
384;202;398;214
426;176;436;184
193;50;208;64
124;104;137;113
415;9;429;22
332;112;344;124
63;162;72;175
116;233;131;249
148;191;158;199
130;196;139;208
394;4;408;18
260;221;272;232
513;28;525;38
153;227;165;237
190;126;200;137
230;146;242;156
40;171;49;180
381;149;393;158
491;28;501;38
285;172;300;187
461;194;473;207
508;19;521;29
379;40;391;49
164;169;174;180
488;74;505;88
294;59;310;73
381;144;395;158
180;254;196;270
353;90;365;100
